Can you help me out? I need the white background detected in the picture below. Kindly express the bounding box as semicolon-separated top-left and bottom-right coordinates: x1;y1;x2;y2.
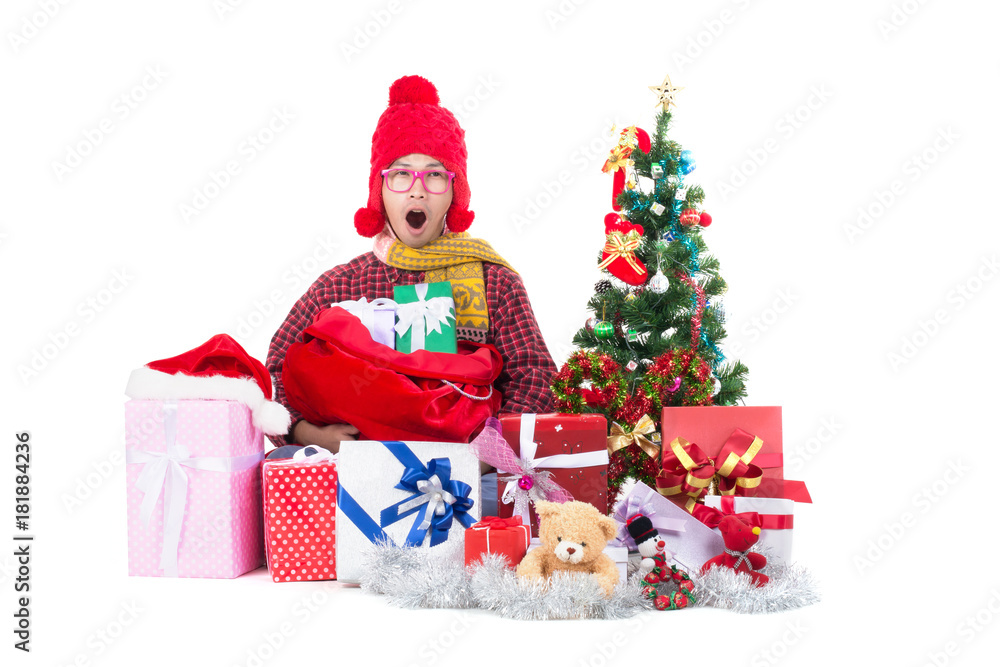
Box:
2;0;998;665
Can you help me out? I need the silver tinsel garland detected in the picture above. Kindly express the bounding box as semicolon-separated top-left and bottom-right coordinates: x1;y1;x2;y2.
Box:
358;542;818;619
692;546;820;614
360;545;651;620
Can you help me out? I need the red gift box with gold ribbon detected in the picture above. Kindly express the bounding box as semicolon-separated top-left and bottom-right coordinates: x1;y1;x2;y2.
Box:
464;516;532;568
657;406;810;511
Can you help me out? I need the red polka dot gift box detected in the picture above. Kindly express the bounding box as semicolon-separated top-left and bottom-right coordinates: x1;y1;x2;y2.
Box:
262;448;338;583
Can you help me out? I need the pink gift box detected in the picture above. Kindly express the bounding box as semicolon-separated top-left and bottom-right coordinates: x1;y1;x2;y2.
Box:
125;399;265;578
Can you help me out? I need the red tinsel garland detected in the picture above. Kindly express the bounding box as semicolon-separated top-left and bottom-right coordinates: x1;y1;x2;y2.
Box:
551;350;627;415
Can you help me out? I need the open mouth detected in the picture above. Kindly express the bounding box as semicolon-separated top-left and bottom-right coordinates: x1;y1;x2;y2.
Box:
405;210;427;229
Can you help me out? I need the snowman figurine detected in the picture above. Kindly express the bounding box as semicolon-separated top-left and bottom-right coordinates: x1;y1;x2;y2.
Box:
626;513;669;576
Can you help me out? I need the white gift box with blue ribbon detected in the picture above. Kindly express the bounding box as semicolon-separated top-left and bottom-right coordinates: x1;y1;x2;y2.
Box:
336;440;482;583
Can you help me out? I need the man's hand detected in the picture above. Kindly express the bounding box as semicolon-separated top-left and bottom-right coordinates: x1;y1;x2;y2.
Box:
292;420;360;454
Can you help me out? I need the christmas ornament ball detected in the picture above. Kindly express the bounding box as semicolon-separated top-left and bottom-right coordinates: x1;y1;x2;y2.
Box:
654;595;672;610
699;211;713;227
585;316;599;332
679;150;696;175
679;208;700;226
595;321;615;339
648;270;670;294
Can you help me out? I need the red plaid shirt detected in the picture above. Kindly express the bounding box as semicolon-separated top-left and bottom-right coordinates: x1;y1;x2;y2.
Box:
266;252;556;444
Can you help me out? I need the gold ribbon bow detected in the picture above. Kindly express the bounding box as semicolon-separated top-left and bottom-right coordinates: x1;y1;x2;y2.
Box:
607;414;660;460
598;230;643;274
655;431;766;513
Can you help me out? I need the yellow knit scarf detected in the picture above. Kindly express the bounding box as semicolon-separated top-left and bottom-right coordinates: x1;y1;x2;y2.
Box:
385;233;516;343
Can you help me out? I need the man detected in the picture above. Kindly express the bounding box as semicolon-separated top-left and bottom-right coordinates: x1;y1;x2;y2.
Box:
266;75;556;452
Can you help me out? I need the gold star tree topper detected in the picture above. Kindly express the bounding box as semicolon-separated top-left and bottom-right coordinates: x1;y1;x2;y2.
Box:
649;74;684;111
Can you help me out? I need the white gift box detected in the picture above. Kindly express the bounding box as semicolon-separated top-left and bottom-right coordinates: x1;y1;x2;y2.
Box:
333;297;397;349
527;538;629;584
703;495;795;566
336;440;482;583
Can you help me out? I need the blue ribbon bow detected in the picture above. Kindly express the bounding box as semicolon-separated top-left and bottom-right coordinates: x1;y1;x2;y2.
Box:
379;444;475;547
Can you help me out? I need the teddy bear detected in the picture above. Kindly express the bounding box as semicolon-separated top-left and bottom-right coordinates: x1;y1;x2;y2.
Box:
701;515;769;587
515;500;620;597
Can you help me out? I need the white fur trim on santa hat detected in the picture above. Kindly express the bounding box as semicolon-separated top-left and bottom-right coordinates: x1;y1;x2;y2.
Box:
125;367;291;436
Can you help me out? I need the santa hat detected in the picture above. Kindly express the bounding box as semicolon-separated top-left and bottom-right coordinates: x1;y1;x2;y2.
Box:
124;334;291;436
354;75;474;237
626;514;658;547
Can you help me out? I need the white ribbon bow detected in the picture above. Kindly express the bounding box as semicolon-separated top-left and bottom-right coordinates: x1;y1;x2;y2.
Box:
499;414;610;526
126;402;264;577
336;297;397;346
394;284;455;351
291;446;338;463
396;474;458;532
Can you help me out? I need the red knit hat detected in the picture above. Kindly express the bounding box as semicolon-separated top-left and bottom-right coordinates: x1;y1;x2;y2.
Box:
354;75;474;237
124;334;291;436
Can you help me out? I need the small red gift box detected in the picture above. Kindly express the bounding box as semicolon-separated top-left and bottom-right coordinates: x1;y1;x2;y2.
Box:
496;413;609;536
262;449;337;582
464;516;531;568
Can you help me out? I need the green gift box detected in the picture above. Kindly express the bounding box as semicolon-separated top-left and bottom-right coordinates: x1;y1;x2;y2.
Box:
393;281;457;353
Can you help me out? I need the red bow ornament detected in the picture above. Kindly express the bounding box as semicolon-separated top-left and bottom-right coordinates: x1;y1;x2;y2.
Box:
599;214;647;285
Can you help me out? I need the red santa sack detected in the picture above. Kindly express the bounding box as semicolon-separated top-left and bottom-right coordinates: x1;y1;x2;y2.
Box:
283;306;502;442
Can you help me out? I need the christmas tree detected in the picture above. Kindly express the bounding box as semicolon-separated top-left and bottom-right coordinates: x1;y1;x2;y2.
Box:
552;76;749;498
